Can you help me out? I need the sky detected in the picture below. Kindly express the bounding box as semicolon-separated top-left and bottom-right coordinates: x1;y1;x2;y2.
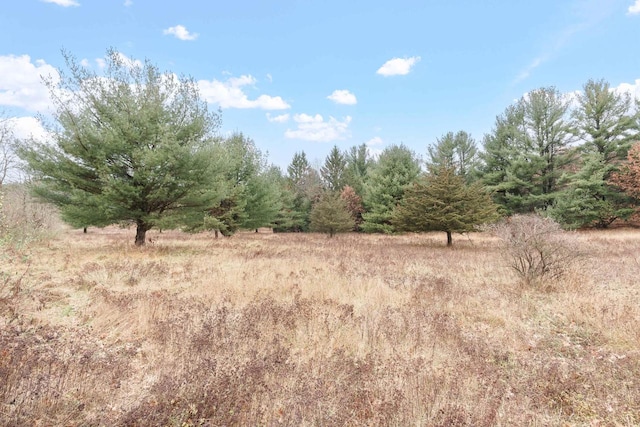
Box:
1;0;639;170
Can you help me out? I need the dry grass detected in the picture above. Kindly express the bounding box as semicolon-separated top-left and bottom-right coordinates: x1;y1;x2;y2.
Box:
1;227;639;426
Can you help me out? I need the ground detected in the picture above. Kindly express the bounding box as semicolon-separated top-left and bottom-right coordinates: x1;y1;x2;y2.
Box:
1;227;639;425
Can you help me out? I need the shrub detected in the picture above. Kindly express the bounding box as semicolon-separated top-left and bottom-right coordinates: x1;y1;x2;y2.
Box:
490;214;581;286
0;184;62;248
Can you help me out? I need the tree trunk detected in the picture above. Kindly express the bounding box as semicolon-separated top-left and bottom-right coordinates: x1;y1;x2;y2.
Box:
83;227;87;234
135;220;150;246
446;230;452;247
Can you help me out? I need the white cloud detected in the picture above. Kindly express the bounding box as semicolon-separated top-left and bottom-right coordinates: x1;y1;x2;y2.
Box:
41;0;80;6
266;113;290;123
163;25;198;41
95;58;106;69
614;79;640;100
80;58;90;67
628;0;640;15
112;52;142;69
514;56;546;84
198;75;290;110
376;56;420;77
327;89;357;105
0;55;58;112
124;0;133;6
284;114;351;142
7;116;51;143
364;136;384;158
365;136;383;146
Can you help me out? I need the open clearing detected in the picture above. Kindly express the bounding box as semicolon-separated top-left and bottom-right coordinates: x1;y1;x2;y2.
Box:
1;228;639;426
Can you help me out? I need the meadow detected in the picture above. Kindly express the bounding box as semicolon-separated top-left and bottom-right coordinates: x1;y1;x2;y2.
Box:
1;226;639;426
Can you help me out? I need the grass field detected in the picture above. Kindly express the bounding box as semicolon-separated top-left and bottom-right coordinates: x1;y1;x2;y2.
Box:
1;227;639;426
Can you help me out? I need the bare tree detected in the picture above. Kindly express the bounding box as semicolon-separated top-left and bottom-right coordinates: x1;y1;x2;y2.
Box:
0;115;17;186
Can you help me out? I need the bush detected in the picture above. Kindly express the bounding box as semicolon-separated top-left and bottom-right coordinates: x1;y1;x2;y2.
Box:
490;214;581;286
0;184;62;248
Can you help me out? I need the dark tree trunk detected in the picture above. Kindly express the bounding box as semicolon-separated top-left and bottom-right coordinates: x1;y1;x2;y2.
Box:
83;227;87;234
446;230;452;247
135;220;150;246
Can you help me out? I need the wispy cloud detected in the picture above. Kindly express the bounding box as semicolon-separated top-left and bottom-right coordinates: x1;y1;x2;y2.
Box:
41;0;79;6
376;56;420;77
198;75;290;110
629;0;640;14
163;25;198;41
266;113;290;123
514;0;617;84
285;114;351;142
327;89;357;105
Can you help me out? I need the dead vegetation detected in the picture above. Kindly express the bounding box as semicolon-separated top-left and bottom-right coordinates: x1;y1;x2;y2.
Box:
1;228;639;426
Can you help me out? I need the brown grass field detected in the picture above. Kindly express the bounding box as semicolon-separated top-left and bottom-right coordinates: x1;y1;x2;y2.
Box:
1;226;639;426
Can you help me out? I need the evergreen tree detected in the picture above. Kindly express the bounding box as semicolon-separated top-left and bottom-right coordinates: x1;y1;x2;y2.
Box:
573;79;638;160
361;144;421;233
320;145;348;192
479;104;528;212
392;166;499;246
283;151;322;231
480;87;574;213
210;133;281;232
309;192;355;237
551;79;639;228
427;130;478;181
18;49;221;246
548;153;634;228
344;143;371;196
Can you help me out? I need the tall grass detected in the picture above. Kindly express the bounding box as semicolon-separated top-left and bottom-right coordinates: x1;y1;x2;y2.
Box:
1;228;639;425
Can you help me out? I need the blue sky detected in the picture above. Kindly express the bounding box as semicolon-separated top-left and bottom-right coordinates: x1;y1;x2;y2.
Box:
1;0;639;170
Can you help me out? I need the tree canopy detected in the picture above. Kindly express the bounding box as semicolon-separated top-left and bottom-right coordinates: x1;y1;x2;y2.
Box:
392;166;498;246
18;49;222;245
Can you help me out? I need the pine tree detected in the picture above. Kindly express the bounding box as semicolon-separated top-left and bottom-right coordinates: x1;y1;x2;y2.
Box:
361;144;421;233
392;166;499;246
344;143;371;196
320;145;347;192
310;192;355;237
18;49;221;246
551;79;639;228
427;131;478;181
480;87;574;214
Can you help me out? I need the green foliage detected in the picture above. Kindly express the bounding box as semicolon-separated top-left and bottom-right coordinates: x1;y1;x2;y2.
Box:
344;143;372;196
481;87;574;214
204;133;282;233
549;79;640;229
281;151;323;231
427;131;478;181
573;79;638;160
392;166;499;246
309;192;355;237
361;144;421;233
548;153;634;229
320;145;348;192
18;49;221;245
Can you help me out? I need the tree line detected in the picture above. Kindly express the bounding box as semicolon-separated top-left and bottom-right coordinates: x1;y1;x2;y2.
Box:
8;50;640;245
